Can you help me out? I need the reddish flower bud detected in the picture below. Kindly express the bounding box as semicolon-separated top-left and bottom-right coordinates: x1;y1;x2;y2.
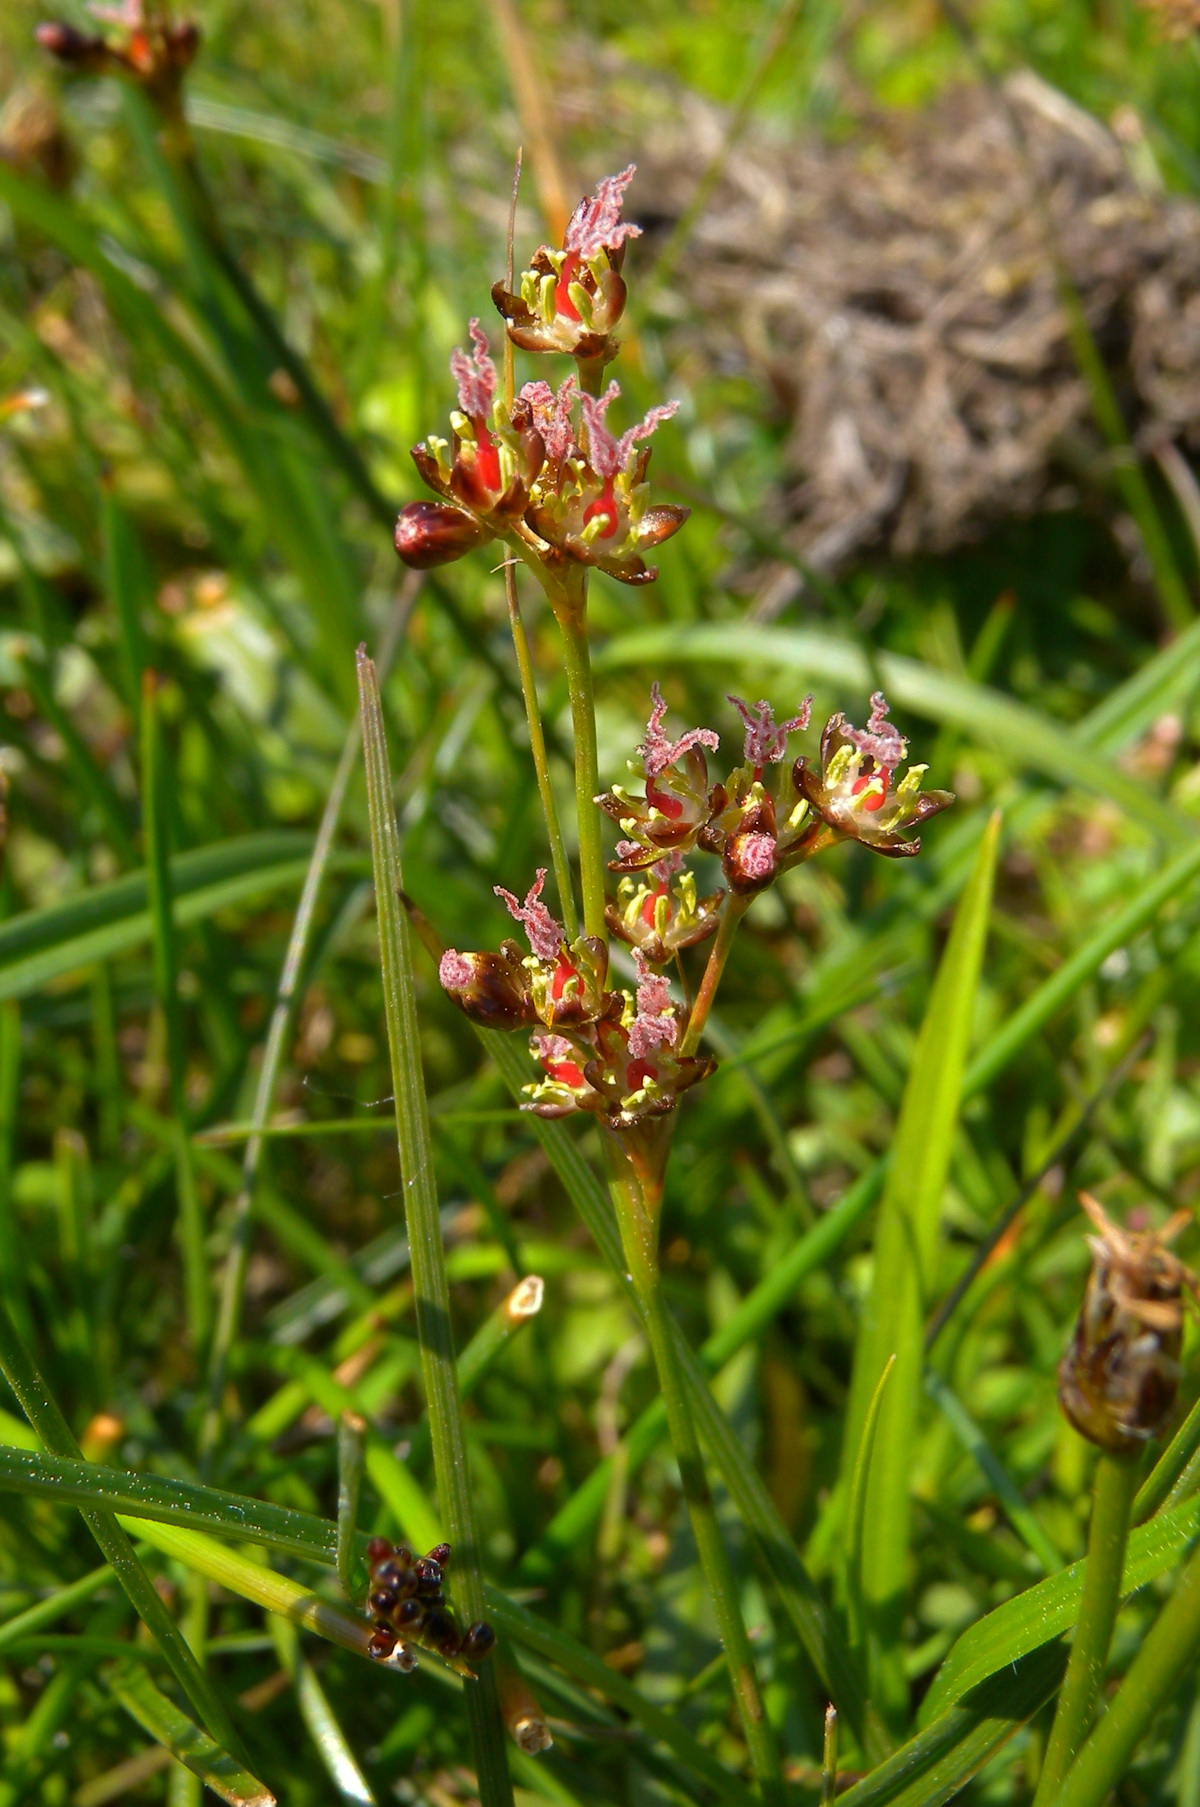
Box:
724;827;778;895
35;21;110;68
437;946;534;1029
394;500;488;569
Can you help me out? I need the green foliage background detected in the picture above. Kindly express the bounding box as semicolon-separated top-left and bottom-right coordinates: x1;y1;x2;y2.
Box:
3;0;1200;1801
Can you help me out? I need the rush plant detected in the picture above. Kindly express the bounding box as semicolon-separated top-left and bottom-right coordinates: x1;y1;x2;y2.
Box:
5;2;1200;1804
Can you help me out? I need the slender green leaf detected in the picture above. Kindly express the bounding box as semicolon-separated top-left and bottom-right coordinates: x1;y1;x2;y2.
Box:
357;650;514;1806
107;1663;275;1807
843;812;1001;1724
921;1490;1200;1722
835;1642;1066;1807
0;835;363;1003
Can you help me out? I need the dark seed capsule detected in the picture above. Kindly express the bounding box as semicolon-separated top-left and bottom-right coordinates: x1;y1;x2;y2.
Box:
367;1625;397;1660
394;1598;424;1628
422;1607;462;1659
413;1557;443;1594
461;1621;496;1661
366;1536;394;1569
373;1559;415;1595
426;1542;452;1568
394;1546;414;1568
368;1588;399;1617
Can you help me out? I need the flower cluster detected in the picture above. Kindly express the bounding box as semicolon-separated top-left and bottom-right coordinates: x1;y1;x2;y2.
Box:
37;1;199;109
1058;1193;1199;1452
364;1537;495;1671
440;870;713;1130
394;170;689;591
600;685;953;898
438;687;950;1125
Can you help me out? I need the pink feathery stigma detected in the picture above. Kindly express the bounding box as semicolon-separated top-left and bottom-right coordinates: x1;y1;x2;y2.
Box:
533;1033;575;1065
580;382;622;478
628;951;678;1059
563;165;643;258
615;400;680;470
494;869;563;962
651;849;685;883
438;950;474;990
844;690;907;771
737;834;777;882
638;681;719;778
519;375;577;462
728;695;814;766
89;0;144;23
449;318;496;420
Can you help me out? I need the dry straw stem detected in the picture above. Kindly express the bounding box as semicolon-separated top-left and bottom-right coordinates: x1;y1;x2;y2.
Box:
357;648;514;1807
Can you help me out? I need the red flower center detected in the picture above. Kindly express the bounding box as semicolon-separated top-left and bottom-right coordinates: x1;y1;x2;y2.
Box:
546;1059;585;1088
851;768;890;813
645;775;684;821
640;884;667;929
555;253;583;321
474;423;501;494
583;479;619;539
551;958;577;1002
626;1060;658;1091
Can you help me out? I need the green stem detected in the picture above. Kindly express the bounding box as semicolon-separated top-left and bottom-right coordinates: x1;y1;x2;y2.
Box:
1057;1524;1200;1807
357;649;514;1807
503;565;578;939
1033;1449;1140;1805
336;1411;367;1606
556;596;607;943
0;1301;247;1762
680;894;749;1056
141;671;209;1350
605;1135;784;1805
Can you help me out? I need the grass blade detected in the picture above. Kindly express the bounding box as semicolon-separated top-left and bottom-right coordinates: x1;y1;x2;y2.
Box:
0;1303;247;1760
107;1664;275;1807
842;812;1001;1726
141;671;209;1348
0;834;351;1003
834;1643;1066;1807
357;648;514;1806
921;1490;1200;1720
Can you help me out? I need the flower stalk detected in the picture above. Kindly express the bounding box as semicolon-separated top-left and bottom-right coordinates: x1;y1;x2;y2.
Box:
1032;1449;1139;1804
605;1134;785;1805
556;599;607;941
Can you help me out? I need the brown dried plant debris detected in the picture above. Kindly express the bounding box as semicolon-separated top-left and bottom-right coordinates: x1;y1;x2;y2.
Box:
627;70;1200;603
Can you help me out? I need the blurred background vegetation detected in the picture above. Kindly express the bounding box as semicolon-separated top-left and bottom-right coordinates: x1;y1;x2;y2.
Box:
4;0;1200;1800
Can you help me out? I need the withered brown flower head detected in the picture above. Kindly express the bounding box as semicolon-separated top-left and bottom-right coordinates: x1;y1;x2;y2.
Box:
1058;1192;1199;1453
